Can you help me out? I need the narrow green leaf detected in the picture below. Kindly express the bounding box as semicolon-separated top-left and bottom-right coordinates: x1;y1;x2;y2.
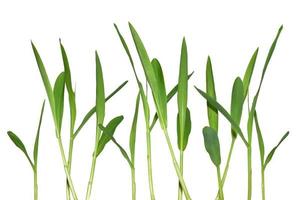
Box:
242;48;259;100
33;101;46;165
254;111;265;165
202;126;221;167
129;93;141;164
95;51;105;132
53;72;65;134
206;56;218;131
96;116;124;156
177;108;191;151
177;38;188;149
73;80;128;138
264;131;289;169
60;41;77;131
151;58;168;129
31;42;56;126
111;136;134;168
194;86;248;146
230;77;244;138
7;131;34;169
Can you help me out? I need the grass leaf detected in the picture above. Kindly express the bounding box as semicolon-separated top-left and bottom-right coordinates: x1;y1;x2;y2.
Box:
7;131;34;169
177;108;191;151
177;38;188;150
129;93;141;164
111;137;134;168
95;51;105;133
230;77;244;138
264;131;289;169
254;111;265;165
202;126;221;167
96;116;124;156
33;101;45;166
194;86;248;146
206;56;218;131
53;72;65;135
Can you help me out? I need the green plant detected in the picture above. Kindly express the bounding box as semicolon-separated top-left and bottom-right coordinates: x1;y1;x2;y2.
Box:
7;101;45;200
254;111;289;200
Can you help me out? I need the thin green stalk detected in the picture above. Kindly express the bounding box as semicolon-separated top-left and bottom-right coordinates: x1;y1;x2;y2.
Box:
66;135;75;200
163;128;191;200
217;167;224;200
85;132;100;200
131;166;136;200
57;136;78;200
146;128;155;200
34;168;38;200
261;168;265;200
178;150;184;200
247;145;252;200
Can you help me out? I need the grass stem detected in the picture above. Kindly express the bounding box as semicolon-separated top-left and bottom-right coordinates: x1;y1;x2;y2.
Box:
131;166;136;200
66;136;75;200
34;168;38;200
247;145;252;200
178;150;184;200
146;128;155;200
261;168;265;200
217;166;224;200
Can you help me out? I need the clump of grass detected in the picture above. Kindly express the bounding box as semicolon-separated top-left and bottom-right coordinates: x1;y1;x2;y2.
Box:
7;101;45;200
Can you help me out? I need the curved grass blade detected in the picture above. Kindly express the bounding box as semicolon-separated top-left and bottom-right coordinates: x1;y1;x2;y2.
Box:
194;86;248;146
202;126;221;167
177;38;188;150
95;51;105;128
7;131;34;169
254;111;265;165
31;42;57;127
130;93;141;164
60;41;77;132
53;72;65;135
96;116;124;156
73;80;128;138
230;77;244;138
243;48;259;100
264;131;289;169
33;101;46;165
177;108;191;151
206;56;218;131
110;136;133;168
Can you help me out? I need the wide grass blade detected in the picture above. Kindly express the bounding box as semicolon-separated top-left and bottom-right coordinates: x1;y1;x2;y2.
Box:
242;48;259;100
264;132;289;169
194;86;248;146
206;56;218;131
96;116;124;156
7;131;34;169
177;108;191;151
129;93;141;164
254;111;265;165
60;41;77;131
177;38;188;150
202;126;221;167
73;81;128;138
33;101;46;165
95;51;105;129
230;77;244;138
53;72;65;134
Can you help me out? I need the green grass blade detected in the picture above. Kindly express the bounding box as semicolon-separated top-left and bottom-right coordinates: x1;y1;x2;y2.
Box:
73;81;128;138
254;111;265;165
242;48;259;100
53;72;65;135
129;93;141;164
149;72;194;131
33;100;46;166
31;42;57;126
202;126;221;167
96;116;124;156
206;56;218;132
60;41;77;131
177;38;188;150
230;77;244;138
194;86;248;146
111;136;134;168
7;131;34;169
177;108;191;151
95;51;105;134
264;131;289;169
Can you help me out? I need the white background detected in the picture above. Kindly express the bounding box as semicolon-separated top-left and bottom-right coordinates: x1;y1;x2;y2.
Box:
0;0;298;199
